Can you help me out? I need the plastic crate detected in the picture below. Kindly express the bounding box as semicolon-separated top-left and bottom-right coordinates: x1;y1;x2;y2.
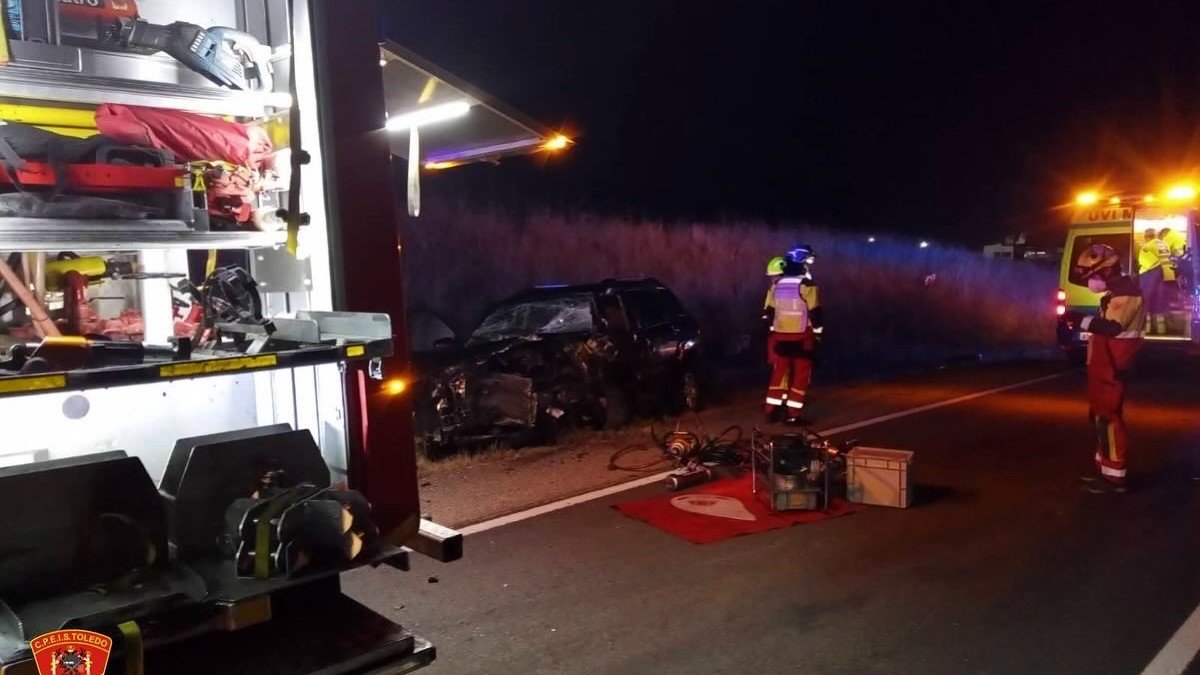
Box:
845;447;914;508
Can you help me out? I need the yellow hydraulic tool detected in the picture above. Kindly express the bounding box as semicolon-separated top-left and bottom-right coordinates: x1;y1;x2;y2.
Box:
44;256;133;291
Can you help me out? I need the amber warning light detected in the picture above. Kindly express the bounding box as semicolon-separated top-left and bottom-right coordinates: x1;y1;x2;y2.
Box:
1166;184;1197;202
543;134;572;152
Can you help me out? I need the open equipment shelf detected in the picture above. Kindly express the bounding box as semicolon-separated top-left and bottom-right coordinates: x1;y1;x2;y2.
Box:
0;218;288;251
0;309;395;400
0;336;388;398
2;0;293;118
0;337;391;399
0;50;292;118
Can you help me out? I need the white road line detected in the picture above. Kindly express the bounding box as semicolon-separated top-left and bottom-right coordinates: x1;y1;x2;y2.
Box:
1142;606;1200;674
459;370;1069;536
814;371;1068;437
458;472;676;536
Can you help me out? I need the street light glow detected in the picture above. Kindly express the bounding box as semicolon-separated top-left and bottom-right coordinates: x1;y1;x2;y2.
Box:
919;241;930;249
1075;191;1099;206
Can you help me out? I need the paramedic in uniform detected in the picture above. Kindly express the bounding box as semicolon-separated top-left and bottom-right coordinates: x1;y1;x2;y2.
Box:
1076;243;1144;493
1137;228;1171;335
1160;226;1190;308
762;247;822;422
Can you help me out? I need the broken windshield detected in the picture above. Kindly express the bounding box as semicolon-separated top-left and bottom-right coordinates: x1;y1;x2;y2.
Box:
469;293;596;345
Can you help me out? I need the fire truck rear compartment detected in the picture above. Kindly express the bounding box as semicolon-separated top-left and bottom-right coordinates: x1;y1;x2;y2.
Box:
0;426;425;673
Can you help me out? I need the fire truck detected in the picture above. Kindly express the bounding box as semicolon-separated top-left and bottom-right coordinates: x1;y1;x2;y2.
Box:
0;1;564;672
1056;188;1199;361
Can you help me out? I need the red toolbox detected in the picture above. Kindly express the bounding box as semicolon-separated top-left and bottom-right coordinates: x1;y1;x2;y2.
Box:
0;160;187;193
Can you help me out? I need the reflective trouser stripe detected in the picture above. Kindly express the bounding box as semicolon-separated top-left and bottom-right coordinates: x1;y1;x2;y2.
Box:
786;400;805;409
1100;464;1127;478
765;397;784;406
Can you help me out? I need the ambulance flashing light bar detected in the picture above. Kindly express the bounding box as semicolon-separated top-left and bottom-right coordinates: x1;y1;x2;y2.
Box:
1075;183;1197;207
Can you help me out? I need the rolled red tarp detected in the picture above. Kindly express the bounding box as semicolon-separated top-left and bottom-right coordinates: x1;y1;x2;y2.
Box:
95;104;273;171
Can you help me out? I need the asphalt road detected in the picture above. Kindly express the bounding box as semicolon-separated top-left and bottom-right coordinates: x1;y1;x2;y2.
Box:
347;355;1200;674
416;360;1068;528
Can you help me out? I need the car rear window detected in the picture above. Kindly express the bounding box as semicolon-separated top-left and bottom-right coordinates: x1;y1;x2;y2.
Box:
1067;233;1131;287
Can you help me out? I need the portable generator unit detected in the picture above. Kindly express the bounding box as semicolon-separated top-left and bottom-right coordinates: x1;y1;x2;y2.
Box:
751;430;838;511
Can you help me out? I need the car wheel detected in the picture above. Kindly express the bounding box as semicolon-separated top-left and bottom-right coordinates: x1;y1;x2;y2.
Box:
602;381;631;430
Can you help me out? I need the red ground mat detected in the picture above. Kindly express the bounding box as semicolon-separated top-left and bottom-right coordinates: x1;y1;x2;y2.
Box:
614;473;863;544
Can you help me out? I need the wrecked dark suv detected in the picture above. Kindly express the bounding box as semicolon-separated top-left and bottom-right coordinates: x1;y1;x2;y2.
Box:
415;279;702;453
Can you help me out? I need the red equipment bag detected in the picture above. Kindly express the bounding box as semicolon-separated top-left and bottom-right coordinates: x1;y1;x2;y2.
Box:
95;104;274;171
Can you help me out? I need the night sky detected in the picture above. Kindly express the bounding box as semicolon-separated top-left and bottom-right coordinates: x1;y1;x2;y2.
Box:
383;1;1200;246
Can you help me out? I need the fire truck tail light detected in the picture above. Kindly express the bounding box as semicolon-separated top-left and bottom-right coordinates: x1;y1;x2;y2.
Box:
1056;289;1067;317
1056;305;1067;316
1057;290;1067;302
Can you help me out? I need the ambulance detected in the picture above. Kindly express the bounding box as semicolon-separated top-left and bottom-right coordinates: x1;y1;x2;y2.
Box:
1056;188;1200;362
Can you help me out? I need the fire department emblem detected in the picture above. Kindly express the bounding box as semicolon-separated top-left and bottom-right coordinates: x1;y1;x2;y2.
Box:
29;630;112;675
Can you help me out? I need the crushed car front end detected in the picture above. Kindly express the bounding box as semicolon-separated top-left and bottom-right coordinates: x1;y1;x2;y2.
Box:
429;366;540;448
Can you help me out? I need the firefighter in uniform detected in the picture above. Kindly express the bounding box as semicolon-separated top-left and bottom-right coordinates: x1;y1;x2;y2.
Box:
762;246;823;422
762;256;787;366
1076;243;1144;493
764;255;787;323
787;244;824;343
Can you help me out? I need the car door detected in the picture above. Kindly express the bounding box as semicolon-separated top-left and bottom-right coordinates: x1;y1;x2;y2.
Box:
619;288;689;380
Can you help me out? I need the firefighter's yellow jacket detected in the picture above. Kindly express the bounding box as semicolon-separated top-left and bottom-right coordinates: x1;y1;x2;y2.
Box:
763;275;822;334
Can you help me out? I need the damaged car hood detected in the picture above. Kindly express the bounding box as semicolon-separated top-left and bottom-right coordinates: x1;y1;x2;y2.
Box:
423;332;617;444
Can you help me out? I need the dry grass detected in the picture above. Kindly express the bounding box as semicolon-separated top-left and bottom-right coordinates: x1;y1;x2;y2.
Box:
415;420;659;475
401;200;1057;370
416;444;527;476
